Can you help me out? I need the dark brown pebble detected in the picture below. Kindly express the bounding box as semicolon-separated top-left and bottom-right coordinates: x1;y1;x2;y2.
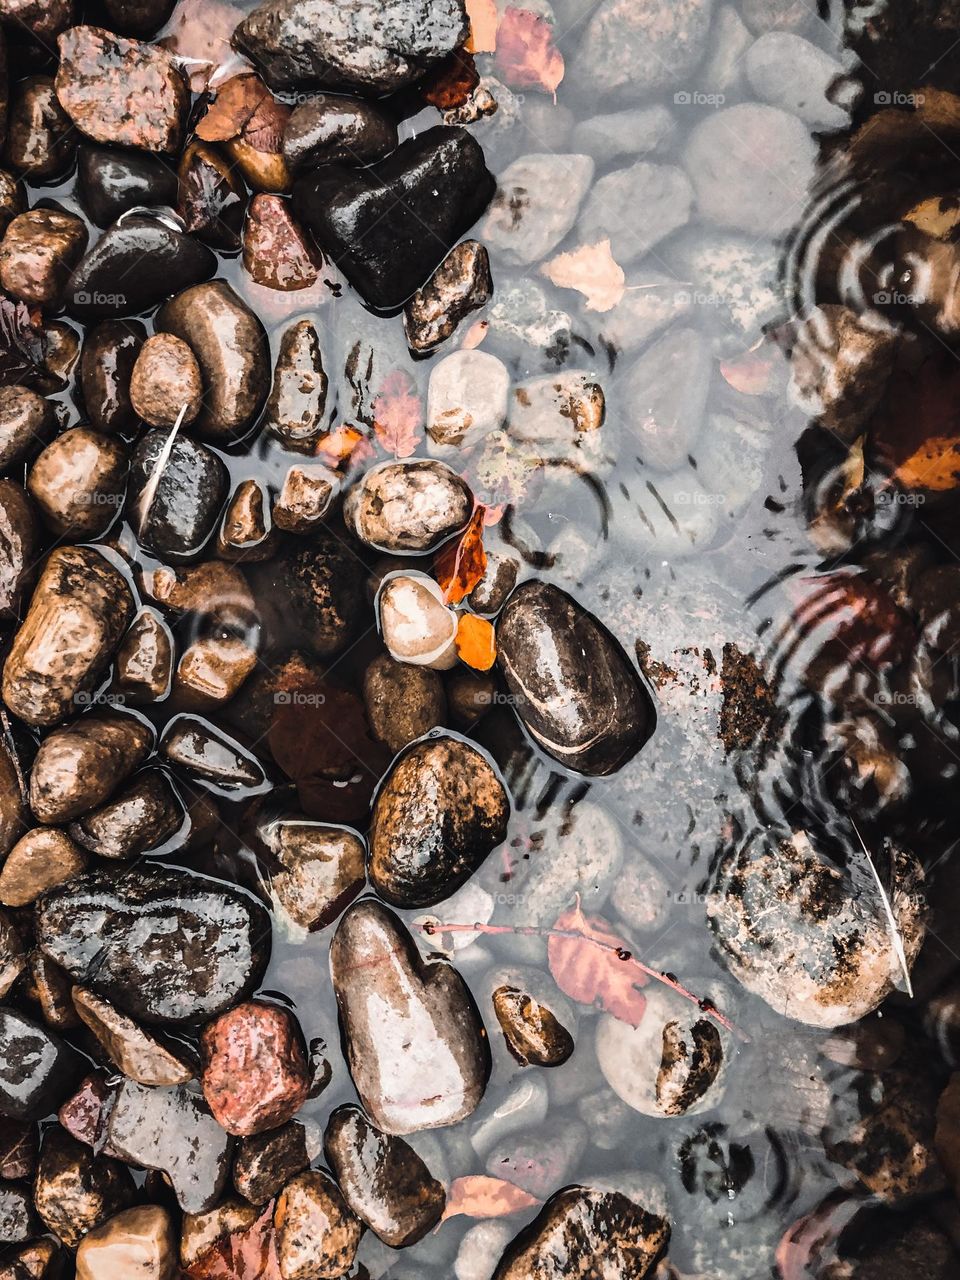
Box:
5;76;75;182
78;319;144;434
77;143;179;228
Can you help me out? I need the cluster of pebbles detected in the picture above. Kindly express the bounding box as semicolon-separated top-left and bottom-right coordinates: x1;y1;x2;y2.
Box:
0;0;957;1277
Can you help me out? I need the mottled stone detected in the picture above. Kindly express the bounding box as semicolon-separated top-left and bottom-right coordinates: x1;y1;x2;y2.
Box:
113;610;173;703
0;209;87;306
378;574;458;671
6;77;75;183
483;154;593;266
273;464;336;533
233;1122;312;1204
129;429;228;559
218;479;277;560
363;651;446;753
0;479;39;620
283;95;398;172
2;546;134;727
276;531;364;657
274;1170;361;1280
243;193;322;290
493;987;574;1068
496;580;653;775
36;865;271;1027
34;1125;135;1248
324;1104;445;1246
29;712;152;824
129;333;203;429
404;240;492;353
200;1001;310;1136
428;349;508;451
0;386;54;469
55;26;188;153
26;428;127;539
106;1080;232;1213
576;0;714;100
69;769;182;859
0;906;25;998
0;1008;81;1120
177;140;247;250
179;1198;258;1270
258;815;366;932
75;1204;177;1280
263;318;329;454
345;459;472;552
331;898;490;1134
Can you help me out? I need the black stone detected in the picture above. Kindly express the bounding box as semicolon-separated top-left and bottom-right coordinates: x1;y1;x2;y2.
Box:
79;319;145;433
160;715;268;795
0;1009;83;1121
35;866;271;1027
78;145;179;228
234;1121;310;1204
128;429;228;558
293;126;494;311
66;214;216;320
283;96;398;172
234;0;467;94
496;581;655;776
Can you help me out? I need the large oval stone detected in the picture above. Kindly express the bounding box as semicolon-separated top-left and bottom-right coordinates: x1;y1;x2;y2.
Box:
369;735;508;907
496;580;654;775
330;898;489;1134
35;866;271;1026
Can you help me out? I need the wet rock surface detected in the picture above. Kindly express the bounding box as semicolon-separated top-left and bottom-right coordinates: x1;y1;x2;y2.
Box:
331;898;490;1133
129;332;203;428
284;95;398;172
0;209;87;307
75;1205;176;1280
325;1104;445;1246
294;126;495;309
200;1000;310;1135
263;318;329;452
29;712;152;822
36;866;270;1026
0;1008;81;1120
235;0;468;94
78;144;179;228
345;459;472;551
130;429;228;559
259;816;366;931
274;1169;361;1280
33;1126;135;1248
233;1121;313;1203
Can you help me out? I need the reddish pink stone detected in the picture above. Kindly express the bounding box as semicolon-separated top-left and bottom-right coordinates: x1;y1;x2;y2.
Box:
200;1000;310;1136
58;1072;119;1154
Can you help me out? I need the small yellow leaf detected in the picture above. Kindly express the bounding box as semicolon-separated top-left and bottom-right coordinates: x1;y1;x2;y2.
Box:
541;240;625;312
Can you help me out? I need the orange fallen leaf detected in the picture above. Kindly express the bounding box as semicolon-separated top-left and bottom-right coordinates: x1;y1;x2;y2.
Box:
894;436;960;491
373;369;423;458
495;7;564;98
196;73;269;142
443;1176;540;1222
541;239;625;312
456;613;496;670
719;349;776;396
548;899;647;1027
465;0;498;52
434;507;487;604
422;48;480;109
316;425;375;470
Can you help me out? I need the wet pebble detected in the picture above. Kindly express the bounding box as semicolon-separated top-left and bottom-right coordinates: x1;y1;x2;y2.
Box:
492;986;574;1068
77;143;179;227
622;326;711;470
263;318;329;453
161;714;266;794
294;126;494;310
571;104;676;163
363;650;447;752
275;531;364;657
235;0;468;94
0;1182;39;1244
175;627;257;704
0;828;86;907
75;1205;176;1280
483;153;593;266
156;281;269;440
218;478;277;561
27;427;127;538
484;1117;586;1200
68;768;183;858
274;1170;362;1280
179;1198;258;1270
378;573;458;670
67;214;216;320
36;865;270;1026
0;1117;37;1181
78;319;143;434
324;1103;446;1246
177;141;246;250
72;986;193;1086
242;193;322;290
496;580;653;775
0;906;25;998
273;463;336;532
55;25;188;153
233;1121;314;1204
576;0;714;99
789;304;899;441
200;1000;310;1136
130;429;227;558
113;610;173;703
0;1007;82;1119
129;332;203;428
106;1079;232;1213
29;712;152;823
0;386;53;468
34;1125;135;1248
258;814;366;931
331;898;490;1134
745;31;849;127
370;734;508;907
427;349;508;451
283;94;398;171
2;545;134;727
0;479;39;619
345;459;472;552
6;76;75;183
404;240;492;353
0;208;87;306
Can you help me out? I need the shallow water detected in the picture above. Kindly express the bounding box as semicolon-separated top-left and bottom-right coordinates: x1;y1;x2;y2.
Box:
9;0;960;1275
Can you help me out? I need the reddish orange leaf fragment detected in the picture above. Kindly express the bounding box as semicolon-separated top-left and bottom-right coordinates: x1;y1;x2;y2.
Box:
422;48;480;109
548;900;647;1027
372;369;423;458
316;425;375;470
434;507;487;604
443;1176;541;1222
456;613;496;670
185;1204;281;1278
719;349;776;396
495;7;564;98
465;0;498;52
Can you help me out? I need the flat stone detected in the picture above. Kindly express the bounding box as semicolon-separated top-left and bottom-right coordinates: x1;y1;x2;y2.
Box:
578;161;692;263
331;898;490;1134
161;715;267;795
369;735;509;907
263;319;329;454
283;95;398;171
571;105;676;164
69;769;183;859
55;25;188;153
483;154;593;267
576;0;714;99
324;1104;445;1246
106;1080;232;1214
273;464;336;533
234;0;467;94
427;349;508;451
293;126;494;311
75;1204;177;1280
7;76;76;183
257;816;366;932
621;326;711;470
492;987;574;1067
242;194;322;291
72;987;194;1086
129;429;228;559
36;865;271;1027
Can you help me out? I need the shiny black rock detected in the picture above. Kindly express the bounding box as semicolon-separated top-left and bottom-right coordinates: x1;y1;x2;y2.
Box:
234;0;467;94
78;145;179;228
0;1009;83;1120
128;429;228;558
293;126;495;311
65;214;216;320
495;581;655;776
35;866;271;1027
